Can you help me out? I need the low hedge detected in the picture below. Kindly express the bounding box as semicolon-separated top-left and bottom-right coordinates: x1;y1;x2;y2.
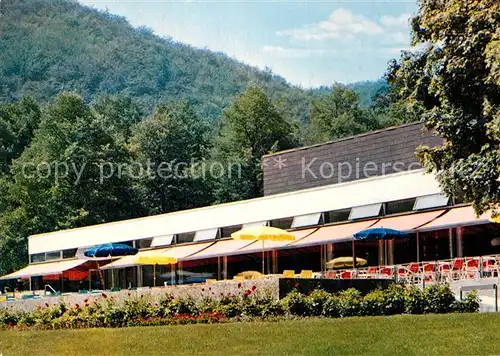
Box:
0;284;479;330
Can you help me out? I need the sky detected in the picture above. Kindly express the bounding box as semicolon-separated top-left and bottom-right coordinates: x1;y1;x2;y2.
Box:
78;0;418;88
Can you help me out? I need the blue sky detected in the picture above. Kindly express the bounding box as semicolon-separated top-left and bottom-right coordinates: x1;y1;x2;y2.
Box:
78;0;417;88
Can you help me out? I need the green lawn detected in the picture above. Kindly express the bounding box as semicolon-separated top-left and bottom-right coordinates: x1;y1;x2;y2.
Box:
1;313;499;355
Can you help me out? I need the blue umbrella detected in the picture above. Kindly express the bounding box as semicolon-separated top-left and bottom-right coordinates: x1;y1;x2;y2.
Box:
84;243;138;258
353;228;409;241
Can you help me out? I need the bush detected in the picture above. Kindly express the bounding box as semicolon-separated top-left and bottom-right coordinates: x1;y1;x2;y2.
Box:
0;283;480;330
280;290;312;317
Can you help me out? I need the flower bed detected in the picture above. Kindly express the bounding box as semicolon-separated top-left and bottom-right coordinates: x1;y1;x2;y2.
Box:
0;284;479;330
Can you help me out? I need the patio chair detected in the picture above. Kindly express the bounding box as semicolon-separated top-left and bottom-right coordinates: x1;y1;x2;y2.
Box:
324;271;337;279
379;267;393;279
367;266;378;278
423;262;436;282
407;263;421;283
438;261;452;282
282;270;295;279
340;270;353;279
299;270;313;279
451;258;464;280
464;258;480;279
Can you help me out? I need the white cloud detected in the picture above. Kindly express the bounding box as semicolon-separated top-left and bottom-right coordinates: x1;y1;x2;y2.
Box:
262;45;342;59
277;8;383;41
380;13;411;28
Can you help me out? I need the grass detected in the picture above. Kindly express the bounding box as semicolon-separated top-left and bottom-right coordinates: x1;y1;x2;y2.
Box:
1;313;499;355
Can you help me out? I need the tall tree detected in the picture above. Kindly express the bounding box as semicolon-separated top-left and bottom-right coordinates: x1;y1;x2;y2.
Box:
214;87;298;201
131;100;211;214
0;97;40;175
0;93;143;273
307;86;379;144
389;0;500;215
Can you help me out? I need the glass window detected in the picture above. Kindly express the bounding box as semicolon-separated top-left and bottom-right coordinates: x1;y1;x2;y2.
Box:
136;238;153;249
220;225;242;238
45;251;62;261
349;204;382;220
269;217;294;230
325;209;351;224
30;253;46;263
291;213;321;228
176;232;196;244
194;228;219;242
151;235;174;247
385;198;417;215
414;194;449;210
62;248;77;259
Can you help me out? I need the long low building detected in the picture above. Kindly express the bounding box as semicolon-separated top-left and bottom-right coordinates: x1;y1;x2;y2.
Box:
1;123;498;291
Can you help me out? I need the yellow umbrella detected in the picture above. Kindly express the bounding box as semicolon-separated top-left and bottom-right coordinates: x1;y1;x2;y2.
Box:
129;252;178;287
326;257;368;269
232;226;295;274
491;215;500;224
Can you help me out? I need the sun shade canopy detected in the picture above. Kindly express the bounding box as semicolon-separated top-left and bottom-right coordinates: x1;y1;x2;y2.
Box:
185;239;255;261
417;206;493;232
101;242;213;269
369;210;445;232
289;220;376;249
0;259;87;280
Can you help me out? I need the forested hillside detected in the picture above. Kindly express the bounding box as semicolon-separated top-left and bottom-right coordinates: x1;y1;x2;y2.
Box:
0;0;316;123
0;0;413;274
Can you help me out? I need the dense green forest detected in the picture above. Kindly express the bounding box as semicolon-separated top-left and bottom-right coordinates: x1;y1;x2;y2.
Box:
0;0;411;274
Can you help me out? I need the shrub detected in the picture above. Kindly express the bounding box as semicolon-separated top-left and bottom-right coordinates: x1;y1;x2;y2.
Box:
453;290;480;313
308;289;330;316
280;290;312;317
423;284;456;314
337;289;362;317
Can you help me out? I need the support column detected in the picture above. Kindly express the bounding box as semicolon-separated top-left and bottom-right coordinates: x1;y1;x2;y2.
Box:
137;266;143;288
272;250;278;274
217;256;221;280
416;232;420;262
456;227;463;257
327;244;333;262
388;239;394;265
222;256;228;280
378;240;384;265
448;228;454;259
178;261;183;285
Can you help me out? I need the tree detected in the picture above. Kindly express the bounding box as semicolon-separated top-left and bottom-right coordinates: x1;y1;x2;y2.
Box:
307;85;379;144
131;101;211;214
0;93;144;273
213;87;298;201
0;97;40;175
389;0;500;215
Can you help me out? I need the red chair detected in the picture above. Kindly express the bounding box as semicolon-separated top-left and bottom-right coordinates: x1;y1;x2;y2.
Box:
379;267;393;278
367;266;378;278
340;271;353;279
423;263;436;282
451;258;464;280
464;258;479;279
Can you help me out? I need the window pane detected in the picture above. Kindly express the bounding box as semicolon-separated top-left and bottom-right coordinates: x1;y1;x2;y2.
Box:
30;253;46;263
136;238;153;249
242;221;267;229
194;228;219;242
270;217;293;230
45;251;61;261
176;232;196;244
385;198;417;215
325;209;351;224
220;225;242;238
349;204;382;220
414;194;449;210
62;249;77;259
291;213;321;228
151;235;174;247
